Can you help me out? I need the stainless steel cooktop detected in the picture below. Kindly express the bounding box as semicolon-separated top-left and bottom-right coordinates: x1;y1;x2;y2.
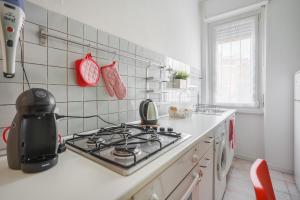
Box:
65;124;191;176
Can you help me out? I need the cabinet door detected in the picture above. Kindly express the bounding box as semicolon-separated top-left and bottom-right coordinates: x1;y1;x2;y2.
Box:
198;147;214;200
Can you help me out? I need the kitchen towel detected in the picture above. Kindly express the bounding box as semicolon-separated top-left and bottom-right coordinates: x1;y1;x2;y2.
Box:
101;61;127;99
229;117;236;149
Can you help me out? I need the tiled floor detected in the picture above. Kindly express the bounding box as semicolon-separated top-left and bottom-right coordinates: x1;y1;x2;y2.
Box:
224;158;300;200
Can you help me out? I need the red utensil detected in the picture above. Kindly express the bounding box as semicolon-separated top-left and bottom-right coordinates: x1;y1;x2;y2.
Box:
75;53;101;87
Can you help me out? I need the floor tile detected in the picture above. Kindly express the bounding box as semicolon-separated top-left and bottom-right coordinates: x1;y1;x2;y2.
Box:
287;183;300;196
225;158;298;200
223;190;254;200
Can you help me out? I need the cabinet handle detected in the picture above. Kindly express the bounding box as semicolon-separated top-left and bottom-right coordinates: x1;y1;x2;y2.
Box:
204;137;214;143
200;158;211;168
180;173;201;200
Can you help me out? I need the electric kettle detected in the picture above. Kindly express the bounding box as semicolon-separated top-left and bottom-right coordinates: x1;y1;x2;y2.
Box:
139;99;158;125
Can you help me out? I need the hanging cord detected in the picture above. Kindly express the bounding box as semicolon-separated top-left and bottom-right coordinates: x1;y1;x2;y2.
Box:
19;37;30;89
55;114;118;126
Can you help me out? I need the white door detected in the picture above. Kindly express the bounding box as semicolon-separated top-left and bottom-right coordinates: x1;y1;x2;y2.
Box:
295;100;300;190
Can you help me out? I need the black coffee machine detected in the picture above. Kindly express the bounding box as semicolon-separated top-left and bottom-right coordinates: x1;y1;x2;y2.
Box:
7;88;59;173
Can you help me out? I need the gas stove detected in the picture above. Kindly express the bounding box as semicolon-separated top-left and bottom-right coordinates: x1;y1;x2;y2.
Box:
65;123;191;175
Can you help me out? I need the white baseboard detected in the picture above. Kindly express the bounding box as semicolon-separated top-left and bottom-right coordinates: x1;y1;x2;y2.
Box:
234;154;294;175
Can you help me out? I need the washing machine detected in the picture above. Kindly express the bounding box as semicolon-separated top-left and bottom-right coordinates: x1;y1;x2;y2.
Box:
214;123;227;200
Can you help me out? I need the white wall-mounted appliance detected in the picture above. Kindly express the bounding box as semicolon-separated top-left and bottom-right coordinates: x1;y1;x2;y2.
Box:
0;0;25;78
294;71;300;191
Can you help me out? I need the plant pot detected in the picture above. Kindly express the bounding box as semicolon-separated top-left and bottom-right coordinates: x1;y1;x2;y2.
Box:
173;79;187;89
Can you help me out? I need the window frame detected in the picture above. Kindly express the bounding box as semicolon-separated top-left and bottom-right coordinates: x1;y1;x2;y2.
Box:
207;11;264;111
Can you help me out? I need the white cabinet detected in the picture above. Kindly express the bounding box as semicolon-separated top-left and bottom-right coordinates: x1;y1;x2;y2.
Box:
198;147;214;200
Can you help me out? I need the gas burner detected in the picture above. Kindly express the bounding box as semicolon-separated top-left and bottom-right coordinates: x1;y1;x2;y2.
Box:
112;144;141;158
66;124;191;175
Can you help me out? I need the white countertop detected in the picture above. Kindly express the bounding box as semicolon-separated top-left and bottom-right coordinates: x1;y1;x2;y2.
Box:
0;110;234;200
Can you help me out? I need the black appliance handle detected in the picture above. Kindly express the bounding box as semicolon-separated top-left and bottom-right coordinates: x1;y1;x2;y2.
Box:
139;99;151;123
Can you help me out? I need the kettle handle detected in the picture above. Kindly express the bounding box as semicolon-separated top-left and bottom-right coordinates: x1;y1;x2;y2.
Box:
139;99;150;124
2;127;10;144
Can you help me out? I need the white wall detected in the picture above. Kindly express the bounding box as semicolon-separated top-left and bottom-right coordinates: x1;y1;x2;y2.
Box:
27;0;202;68
203;0;300;173
235;113;264;160
264;0;300;172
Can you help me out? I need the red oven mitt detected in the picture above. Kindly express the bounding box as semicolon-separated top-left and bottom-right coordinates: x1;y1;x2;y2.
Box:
101;61;127;99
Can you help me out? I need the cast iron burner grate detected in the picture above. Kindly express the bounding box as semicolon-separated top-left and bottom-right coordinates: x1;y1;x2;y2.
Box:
66;123;183;169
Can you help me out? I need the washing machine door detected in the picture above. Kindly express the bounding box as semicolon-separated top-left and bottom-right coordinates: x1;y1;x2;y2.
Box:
217;137;227;181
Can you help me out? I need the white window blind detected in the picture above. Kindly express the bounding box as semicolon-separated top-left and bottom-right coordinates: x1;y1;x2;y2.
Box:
211;16;259;107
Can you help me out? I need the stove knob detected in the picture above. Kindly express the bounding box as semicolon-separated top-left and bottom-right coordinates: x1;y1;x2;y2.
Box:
153;127;157;130
145;125;151;129
167;127;173;132
159;127;165;132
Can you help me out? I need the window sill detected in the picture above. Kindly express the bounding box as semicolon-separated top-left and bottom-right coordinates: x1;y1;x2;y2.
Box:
233;108;264;115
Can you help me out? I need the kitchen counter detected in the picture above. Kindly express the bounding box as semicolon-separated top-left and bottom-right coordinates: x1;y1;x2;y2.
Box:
0;110;235;200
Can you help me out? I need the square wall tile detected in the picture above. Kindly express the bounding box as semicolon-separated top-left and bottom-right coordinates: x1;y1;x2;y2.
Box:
84;87;97;101
48;66;67;84
128;77;136;88
119;112;127;123
48;10;67;33
68;52;83;68
25;1;47;26
56;103;68;115
108;35;120;49
24;22;40;44
0;83;23;104
84;101;97;116
98;114;109;128
68;102;83;116
68;86;83;101
84;24;97;42
24;42;47;65
24;64;47;84
67;68;76;85
24;83;47;91
109;113;119;124
48;48;67;67
128;110;136;122
128;42;136;54
48;85;67;102
0;105;16;127
118;63;127;76
68;18;83;38
68;35;84;54
84;118;97;131
48;29;67;50
68;118;83;134
98;30;109;46
128;65;136;76
98;101;108;115
128;100;136;111
108;100;118;113
120;39;129;52
119;100;127;112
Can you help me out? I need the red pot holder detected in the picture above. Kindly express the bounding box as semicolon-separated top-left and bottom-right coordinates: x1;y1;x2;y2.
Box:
75;53;101;87
101;61;127;100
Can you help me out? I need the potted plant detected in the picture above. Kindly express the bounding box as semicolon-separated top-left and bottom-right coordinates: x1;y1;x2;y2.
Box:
173;71;189;88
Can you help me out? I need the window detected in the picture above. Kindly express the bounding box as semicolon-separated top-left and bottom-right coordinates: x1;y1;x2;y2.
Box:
209;15;260;108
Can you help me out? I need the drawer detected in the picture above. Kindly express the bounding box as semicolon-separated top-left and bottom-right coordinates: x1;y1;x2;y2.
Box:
197;131;214;160
167;146;214;200
133;144;201;200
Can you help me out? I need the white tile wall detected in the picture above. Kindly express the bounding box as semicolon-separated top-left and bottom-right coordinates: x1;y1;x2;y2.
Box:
0;1;200;151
